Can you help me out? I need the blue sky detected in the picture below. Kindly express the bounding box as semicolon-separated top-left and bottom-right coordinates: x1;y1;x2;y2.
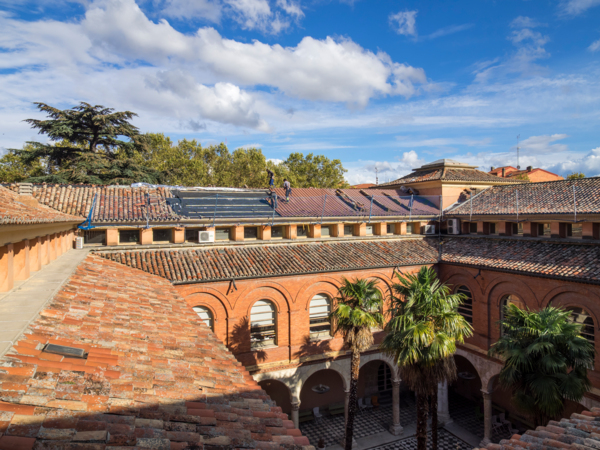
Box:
1;0;600;184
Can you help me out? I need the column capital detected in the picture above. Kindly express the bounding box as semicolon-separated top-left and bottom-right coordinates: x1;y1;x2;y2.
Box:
344;388;351;394
481;389;492;396
291;401;300;411
392;378;401;386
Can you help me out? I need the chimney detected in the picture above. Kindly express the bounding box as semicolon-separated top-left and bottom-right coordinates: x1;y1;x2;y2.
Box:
17;183;39;207
490;166;495;171
501;168;506;177
526;166;532;172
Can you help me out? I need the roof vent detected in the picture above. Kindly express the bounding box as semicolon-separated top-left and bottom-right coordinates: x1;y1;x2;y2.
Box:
526;166;532;172
43;344;87;359
18;183;33;196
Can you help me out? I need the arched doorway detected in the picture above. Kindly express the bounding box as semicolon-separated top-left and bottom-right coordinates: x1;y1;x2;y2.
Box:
358;360;395;405
258;379;292;415
299;369;345;414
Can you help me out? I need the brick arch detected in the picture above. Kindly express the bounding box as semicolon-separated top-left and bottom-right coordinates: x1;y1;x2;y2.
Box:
296;277;341;311
243;286;291;317
443;272;484;300
178;284;233;310
541;285;600;311
359;353;400;381
485;277;538;309
184;289;231;319
233;281;294;311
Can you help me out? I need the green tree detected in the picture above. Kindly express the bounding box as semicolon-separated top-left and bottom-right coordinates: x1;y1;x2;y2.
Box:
381;267;472;450
567;172;585;180
489;305;594;427
231;147;268;187
16;102;163;185
276;152;348;188
331;278;384;450
0;146;45;183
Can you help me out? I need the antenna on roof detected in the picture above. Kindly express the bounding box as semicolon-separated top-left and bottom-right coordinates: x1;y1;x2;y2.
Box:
516;134;521;169
375;167;379;185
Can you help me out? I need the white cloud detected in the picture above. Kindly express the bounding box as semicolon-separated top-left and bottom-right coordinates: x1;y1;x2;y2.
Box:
345;151;425;185
510;16;544;28
512;134;569;155
389;10;417;37
224;0;274;32
589;39;600;52
559;0;600;15
276;0;303;19
161;0;222;22
546;148;600;177
422;24;472;40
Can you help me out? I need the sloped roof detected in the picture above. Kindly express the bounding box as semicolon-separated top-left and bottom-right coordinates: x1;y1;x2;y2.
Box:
441;237;600;284
476;408;600;450
445;178;600;216
378;167;517;187
96;238;439;283
2;184;439;224
0;255;310;449
0;185;84;225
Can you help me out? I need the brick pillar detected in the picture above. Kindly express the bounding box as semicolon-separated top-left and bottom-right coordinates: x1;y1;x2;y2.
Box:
106;229;119;246
583;223;600;240
41;235;49;265
477;222;488;235
13;240;30;281
231;226;244;242
551;222;566;238
309;224;321;238
258;226;271;240
354;223;366;237
57;232;64;256
285;225;297;239
62;231;69;253
522;222;537;237
173;227;185;244
140;228;153;245
48;233;57;261
330;223;343;237
30;237;42;272
374;223;387;236
0;244;14;292
395;222;407;235
497;222;510;236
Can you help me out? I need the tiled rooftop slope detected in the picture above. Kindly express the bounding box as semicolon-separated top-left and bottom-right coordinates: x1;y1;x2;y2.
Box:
442;237;600;284
96;238;440;283
379;167;516;186
2;184;439;223
477;408;600;450
0;255;311;450
0;186;83;225
446;177;600;216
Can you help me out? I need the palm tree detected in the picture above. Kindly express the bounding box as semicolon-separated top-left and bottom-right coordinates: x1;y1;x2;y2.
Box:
490;305;594;427
381;267;472;450
331;278;384;450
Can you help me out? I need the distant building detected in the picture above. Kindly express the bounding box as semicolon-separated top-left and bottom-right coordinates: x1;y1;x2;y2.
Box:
489;165;564;182
350;183;376;189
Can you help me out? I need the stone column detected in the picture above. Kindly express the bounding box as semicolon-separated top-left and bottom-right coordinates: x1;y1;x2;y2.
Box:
344;388;350;425
437;380;452;425
480;389;493;447
389;378;403;436
291;400;300;430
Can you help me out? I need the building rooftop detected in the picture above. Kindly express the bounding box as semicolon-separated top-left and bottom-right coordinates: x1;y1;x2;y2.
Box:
476;408;600;450
445;177;600;216
0;255;310;449
0;185;84;226
442;237;600;284
96;238;439;284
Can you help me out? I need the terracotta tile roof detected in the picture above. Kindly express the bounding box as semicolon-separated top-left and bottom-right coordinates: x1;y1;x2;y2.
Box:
445;178;600;216
477;408;600;450
378;168;516;187
0;186;84;225
271;188;439;218
2;183;180;224
441;237;600;284
0;255;311;449
95;238;439;283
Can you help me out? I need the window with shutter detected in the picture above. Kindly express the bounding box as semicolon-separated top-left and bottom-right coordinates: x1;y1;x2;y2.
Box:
309;294;331;339
456;286;473;325
250;300;277;348
193;306;213;331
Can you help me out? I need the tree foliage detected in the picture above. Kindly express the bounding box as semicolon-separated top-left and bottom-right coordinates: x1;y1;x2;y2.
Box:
567;172;585;180
489;305;594;427
0;145;45;183
331;278;384;450
380;267;472;450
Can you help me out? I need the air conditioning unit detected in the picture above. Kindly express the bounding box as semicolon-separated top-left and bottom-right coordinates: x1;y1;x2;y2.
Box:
447;219;460;235
424;224;436;235
199;230;215;243
75;236;84;249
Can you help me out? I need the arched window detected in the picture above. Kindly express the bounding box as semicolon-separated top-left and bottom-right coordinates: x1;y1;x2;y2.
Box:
569;307;595;344
250;300;277;348
456;286;473;325
309;294;331;338
377;363;392;392
193;306;213;331
500;294;525;335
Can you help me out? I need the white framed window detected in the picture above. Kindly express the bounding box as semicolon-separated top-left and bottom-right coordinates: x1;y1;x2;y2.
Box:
309;294;332;339
456;286;473;325
321;225;331;237
365;225;373;235
193;306;214;331
250;300;277;348
344;224;354;236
